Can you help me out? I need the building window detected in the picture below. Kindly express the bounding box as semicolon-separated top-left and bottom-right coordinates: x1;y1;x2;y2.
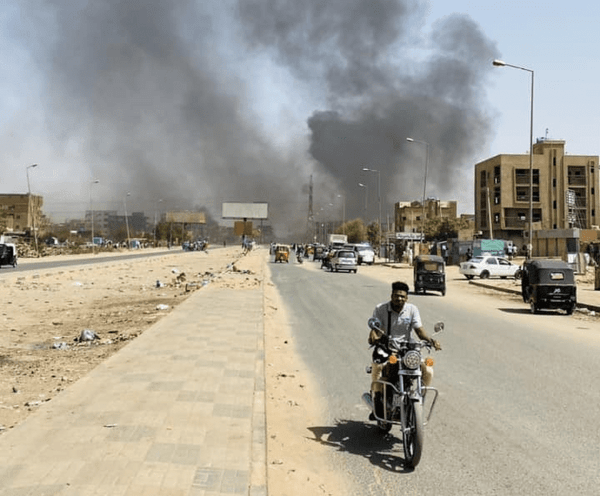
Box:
592;188;595;195
553;200;557;209
480;170;487;187
494;213;500;224
515;168;539;184
494;187;500;204
553;178;556;187
592;209;596;217
494;165;501;184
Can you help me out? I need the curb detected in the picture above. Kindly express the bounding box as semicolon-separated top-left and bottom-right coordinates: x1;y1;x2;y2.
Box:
469;280;600;314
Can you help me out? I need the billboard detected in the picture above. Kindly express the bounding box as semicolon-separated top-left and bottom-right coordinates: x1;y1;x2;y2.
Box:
165;211;206;224
222;202;268;220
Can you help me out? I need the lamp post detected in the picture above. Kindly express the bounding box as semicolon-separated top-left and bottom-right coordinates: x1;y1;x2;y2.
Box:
90;179;99;253
337;194;345;235
154;198;163;247
358;183;368;222
492;59;534;258
406;137;430;244
26;164;39;253
363;167;382;257
124;192;131;249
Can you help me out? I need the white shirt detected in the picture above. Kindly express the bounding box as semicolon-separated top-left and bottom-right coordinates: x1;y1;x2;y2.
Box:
372;301;422;340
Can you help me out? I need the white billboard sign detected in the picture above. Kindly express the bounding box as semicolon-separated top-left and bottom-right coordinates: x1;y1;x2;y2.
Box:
222;202;268;220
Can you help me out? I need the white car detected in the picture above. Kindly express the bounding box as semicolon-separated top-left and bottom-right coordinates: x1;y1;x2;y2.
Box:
459;255;521;280
356;243;375;265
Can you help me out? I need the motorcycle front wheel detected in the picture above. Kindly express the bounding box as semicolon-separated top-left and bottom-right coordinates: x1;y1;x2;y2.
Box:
403;401;424;468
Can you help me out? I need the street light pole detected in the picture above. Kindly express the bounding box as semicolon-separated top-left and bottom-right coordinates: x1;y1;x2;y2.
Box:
124;192;131;249
90;179;99;253
337;194;345;235
26;164;39;254
493;59;534;258
154;198;163;247
358;183;368;222
362;167;382;256
406;138;430;244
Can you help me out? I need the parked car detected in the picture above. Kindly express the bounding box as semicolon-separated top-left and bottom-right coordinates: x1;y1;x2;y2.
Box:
521;259;576;314
459;255;521;280
413;255;445;295
356;243;375;265
329;249;358;273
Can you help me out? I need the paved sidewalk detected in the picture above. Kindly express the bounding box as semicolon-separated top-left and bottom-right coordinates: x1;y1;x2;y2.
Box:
0;283;267;495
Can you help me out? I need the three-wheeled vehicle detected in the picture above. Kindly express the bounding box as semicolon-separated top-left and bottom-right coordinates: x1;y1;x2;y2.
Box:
521;259;576;314
274;244;290;263
0;243;17;268
312;244;326;262
413;255;446;296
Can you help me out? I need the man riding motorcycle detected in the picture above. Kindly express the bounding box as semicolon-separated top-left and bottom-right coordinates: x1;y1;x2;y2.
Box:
368;281;441;418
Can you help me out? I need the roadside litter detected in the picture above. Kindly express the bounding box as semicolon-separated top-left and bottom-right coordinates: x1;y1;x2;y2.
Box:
77;329;99;342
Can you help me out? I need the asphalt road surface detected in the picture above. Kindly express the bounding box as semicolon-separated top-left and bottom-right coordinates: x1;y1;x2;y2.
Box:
270;259;600;495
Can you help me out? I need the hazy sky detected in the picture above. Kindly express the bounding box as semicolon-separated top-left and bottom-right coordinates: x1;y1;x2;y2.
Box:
1;0;598;237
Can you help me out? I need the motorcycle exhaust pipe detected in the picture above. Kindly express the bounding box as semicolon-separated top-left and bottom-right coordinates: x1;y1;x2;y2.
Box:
362;392;374;410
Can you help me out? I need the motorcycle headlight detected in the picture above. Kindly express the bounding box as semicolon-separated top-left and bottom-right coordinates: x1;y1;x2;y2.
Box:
402;350;421;370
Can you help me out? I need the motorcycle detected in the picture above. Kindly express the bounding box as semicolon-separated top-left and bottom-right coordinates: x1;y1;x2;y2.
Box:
362;318;444;468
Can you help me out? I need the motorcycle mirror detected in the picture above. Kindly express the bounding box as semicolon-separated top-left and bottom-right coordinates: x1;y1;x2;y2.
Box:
368;317;383;332
433;321;444;334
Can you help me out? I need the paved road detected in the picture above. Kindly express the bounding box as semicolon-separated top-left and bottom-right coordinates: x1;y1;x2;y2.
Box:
270;260;600;495
1;249;181;275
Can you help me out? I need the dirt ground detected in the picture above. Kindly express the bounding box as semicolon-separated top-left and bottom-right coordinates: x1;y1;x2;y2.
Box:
0;246;349;495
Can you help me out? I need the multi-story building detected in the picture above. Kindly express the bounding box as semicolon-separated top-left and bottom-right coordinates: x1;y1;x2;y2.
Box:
475;140;599;247
84;210;116;237
394;199;458;235
0;193;43;234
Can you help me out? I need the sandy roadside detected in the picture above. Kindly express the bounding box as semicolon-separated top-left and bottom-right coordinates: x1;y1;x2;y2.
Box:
0;245;349;495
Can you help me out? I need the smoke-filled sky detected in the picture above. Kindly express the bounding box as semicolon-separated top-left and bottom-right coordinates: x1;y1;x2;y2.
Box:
2;0;599;238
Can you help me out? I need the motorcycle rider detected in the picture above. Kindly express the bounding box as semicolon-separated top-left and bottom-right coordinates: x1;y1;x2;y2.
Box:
368;281;441;416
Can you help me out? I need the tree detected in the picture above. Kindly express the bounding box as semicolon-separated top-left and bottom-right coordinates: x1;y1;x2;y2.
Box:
424;217;471;241
335;218;366;243
366;221;381;249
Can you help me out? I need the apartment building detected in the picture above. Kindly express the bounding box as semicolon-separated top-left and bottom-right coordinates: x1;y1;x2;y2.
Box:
475;140;599;247
0;193;43;233
394;199;458;235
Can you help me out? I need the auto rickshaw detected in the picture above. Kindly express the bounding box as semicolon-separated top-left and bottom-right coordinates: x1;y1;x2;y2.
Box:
313;245;326;262
274;244;290;263
521;259;576;314
413;255;445;296
0;243;17;268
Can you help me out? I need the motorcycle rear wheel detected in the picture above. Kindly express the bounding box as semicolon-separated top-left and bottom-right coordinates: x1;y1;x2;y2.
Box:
403;401;424;468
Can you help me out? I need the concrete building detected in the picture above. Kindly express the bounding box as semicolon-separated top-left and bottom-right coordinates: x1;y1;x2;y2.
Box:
475;140;599;248
0;193;43;234
84;210;116;237
394;199;458;234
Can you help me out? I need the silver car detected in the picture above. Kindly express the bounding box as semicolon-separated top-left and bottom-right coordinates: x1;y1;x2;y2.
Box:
330;249;358;273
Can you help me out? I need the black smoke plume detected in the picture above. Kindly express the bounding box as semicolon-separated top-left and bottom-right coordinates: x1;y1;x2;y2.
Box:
12;0;498;238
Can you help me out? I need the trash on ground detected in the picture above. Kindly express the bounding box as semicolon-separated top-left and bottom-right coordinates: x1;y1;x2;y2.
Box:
77;329;100;342
52;342;69;350
156;304;170;311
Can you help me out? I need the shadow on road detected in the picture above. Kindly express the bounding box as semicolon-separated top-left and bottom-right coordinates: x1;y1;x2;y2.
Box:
307;419;414;473
498;307;531;314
